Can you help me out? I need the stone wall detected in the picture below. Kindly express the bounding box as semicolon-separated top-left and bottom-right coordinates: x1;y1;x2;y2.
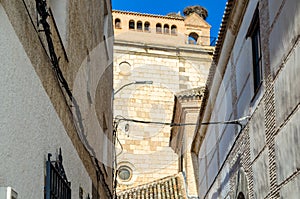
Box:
113;10;212;46
114;29;213;190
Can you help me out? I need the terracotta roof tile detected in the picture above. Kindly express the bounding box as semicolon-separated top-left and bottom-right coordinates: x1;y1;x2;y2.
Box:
117;173;187;199
175;87;205;99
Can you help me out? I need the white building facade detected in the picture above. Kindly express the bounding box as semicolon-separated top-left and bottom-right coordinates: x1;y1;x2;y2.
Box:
192;0;300;198
0;0;114;198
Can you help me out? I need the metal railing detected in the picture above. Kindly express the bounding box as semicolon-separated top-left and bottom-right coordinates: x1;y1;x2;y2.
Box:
45;151;71;199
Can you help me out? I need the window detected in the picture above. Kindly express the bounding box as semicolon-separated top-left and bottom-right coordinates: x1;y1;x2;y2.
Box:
246;8;263;94
45;150;71;199
156;23;162;33
188;32;199;44
137;21;143;31
115;18;121;29
118;166;132;181
164;24;169;34
129;20;135;30
171;25;177;35
237;192;245;199
247;8;263;93
144;21;150;32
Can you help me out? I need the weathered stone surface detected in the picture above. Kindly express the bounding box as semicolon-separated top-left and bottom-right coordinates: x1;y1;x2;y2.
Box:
252;149;270;199
280;174;300;199
249;103;266;161
275;44;300;127
275;109;300;184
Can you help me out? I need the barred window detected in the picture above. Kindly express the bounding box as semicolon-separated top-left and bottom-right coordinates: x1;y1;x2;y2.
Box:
45;150;71;199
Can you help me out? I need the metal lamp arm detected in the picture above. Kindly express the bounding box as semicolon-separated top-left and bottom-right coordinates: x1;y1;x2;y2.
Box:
113;81;153;96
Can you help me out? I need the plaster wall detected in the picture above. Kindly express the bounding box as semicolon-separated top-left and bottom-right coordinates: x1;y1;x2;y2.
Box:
269;0;300;76
0;5;91;197
196;0;300;198
0;0;114;196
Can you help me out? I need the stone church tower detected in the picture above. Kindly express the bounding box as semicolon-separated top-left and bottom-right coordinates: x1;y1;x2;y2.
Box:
113;6;214;192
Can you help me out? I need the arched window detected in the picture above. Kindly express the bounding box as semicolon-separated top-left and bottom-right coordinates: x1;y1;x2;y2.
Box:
137;21;143;31
164;24;169;34
188;32;199;44
144;22;150;32
171;25;177;35
129;20;135;30
237;192;245;199
156;23;162;33
115;18;121;29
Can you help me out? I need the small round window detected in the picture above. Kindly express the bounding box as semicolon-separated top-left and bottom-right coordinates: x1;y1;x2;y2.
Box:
118;166;132;181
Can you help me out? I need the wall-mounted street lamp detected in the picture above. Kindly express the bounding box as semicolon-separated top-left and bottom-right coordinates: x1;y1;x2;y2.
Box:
113;81;153;96
112;80;153;193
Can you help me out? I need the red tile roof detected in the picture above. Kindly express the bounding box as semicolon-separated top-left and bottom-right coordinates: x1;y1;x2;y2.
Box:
117;173;187;199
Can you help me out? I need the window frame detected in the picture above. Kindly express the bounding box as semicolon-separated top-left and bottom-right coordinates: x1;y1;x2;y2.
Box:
144;21;150;32
156;23;162;33
129;20;135;30
163;24;170;34
188;32;199;44
137;21;143;31
171;25;177;35
117;165;133;182
45;151;71;199
114;18;121;29
247;8;263;97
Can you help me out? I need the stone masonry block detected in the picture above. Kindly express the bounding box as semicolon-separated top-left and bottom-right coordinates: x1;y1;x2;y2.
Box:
280;174;300;199
252;149;270;199
275;109;300;184
249;103;266;161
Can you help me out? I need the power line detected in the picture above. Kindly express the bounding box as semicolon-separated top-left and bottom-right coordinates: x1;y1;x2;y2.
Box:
114;115;250;129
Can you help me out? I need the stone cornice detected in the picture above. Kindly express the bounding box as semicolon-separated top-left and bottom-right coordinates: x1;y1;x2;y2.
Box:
114;40;214;55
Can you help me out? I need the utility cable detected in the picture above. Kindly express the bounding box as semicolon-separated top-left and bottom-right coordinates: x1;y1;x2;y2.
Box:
35;0;113;197
114;115;250;129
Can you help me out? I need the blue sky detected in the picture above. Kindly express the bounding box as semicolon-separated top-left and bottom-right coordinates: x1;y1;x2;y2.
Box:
112;0;228;39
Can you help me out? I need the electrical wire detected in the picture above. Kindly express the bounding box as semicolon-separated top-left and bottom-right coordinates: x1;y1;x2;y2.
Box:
113;115;250;161
34;0;113;197
113;115;250;159
114;115;250;128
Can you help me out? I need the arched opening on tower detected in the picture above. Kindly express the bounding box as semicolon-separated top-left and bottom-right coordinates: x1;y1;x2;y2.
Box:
115;18;121;29
129;20;135;30
144;22;150;32
171;25;177;35
164;24;170;34
137;21;143;31
156;23;162;33
188;32;199;44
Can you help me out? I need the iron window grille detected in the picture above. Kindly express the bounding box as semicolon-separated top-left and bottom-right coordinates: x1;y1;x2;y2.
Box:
45;149;71;199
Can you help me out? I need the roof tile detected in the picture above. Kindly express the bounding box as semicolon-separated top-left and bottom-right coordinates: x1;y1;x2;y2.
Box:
117;173;187;199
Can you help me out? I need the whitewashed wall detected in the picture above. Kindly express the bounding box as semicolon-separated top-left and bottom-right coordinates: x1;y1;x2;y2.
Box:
272;0;300;196
0;4;92;198
197;0;300;198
